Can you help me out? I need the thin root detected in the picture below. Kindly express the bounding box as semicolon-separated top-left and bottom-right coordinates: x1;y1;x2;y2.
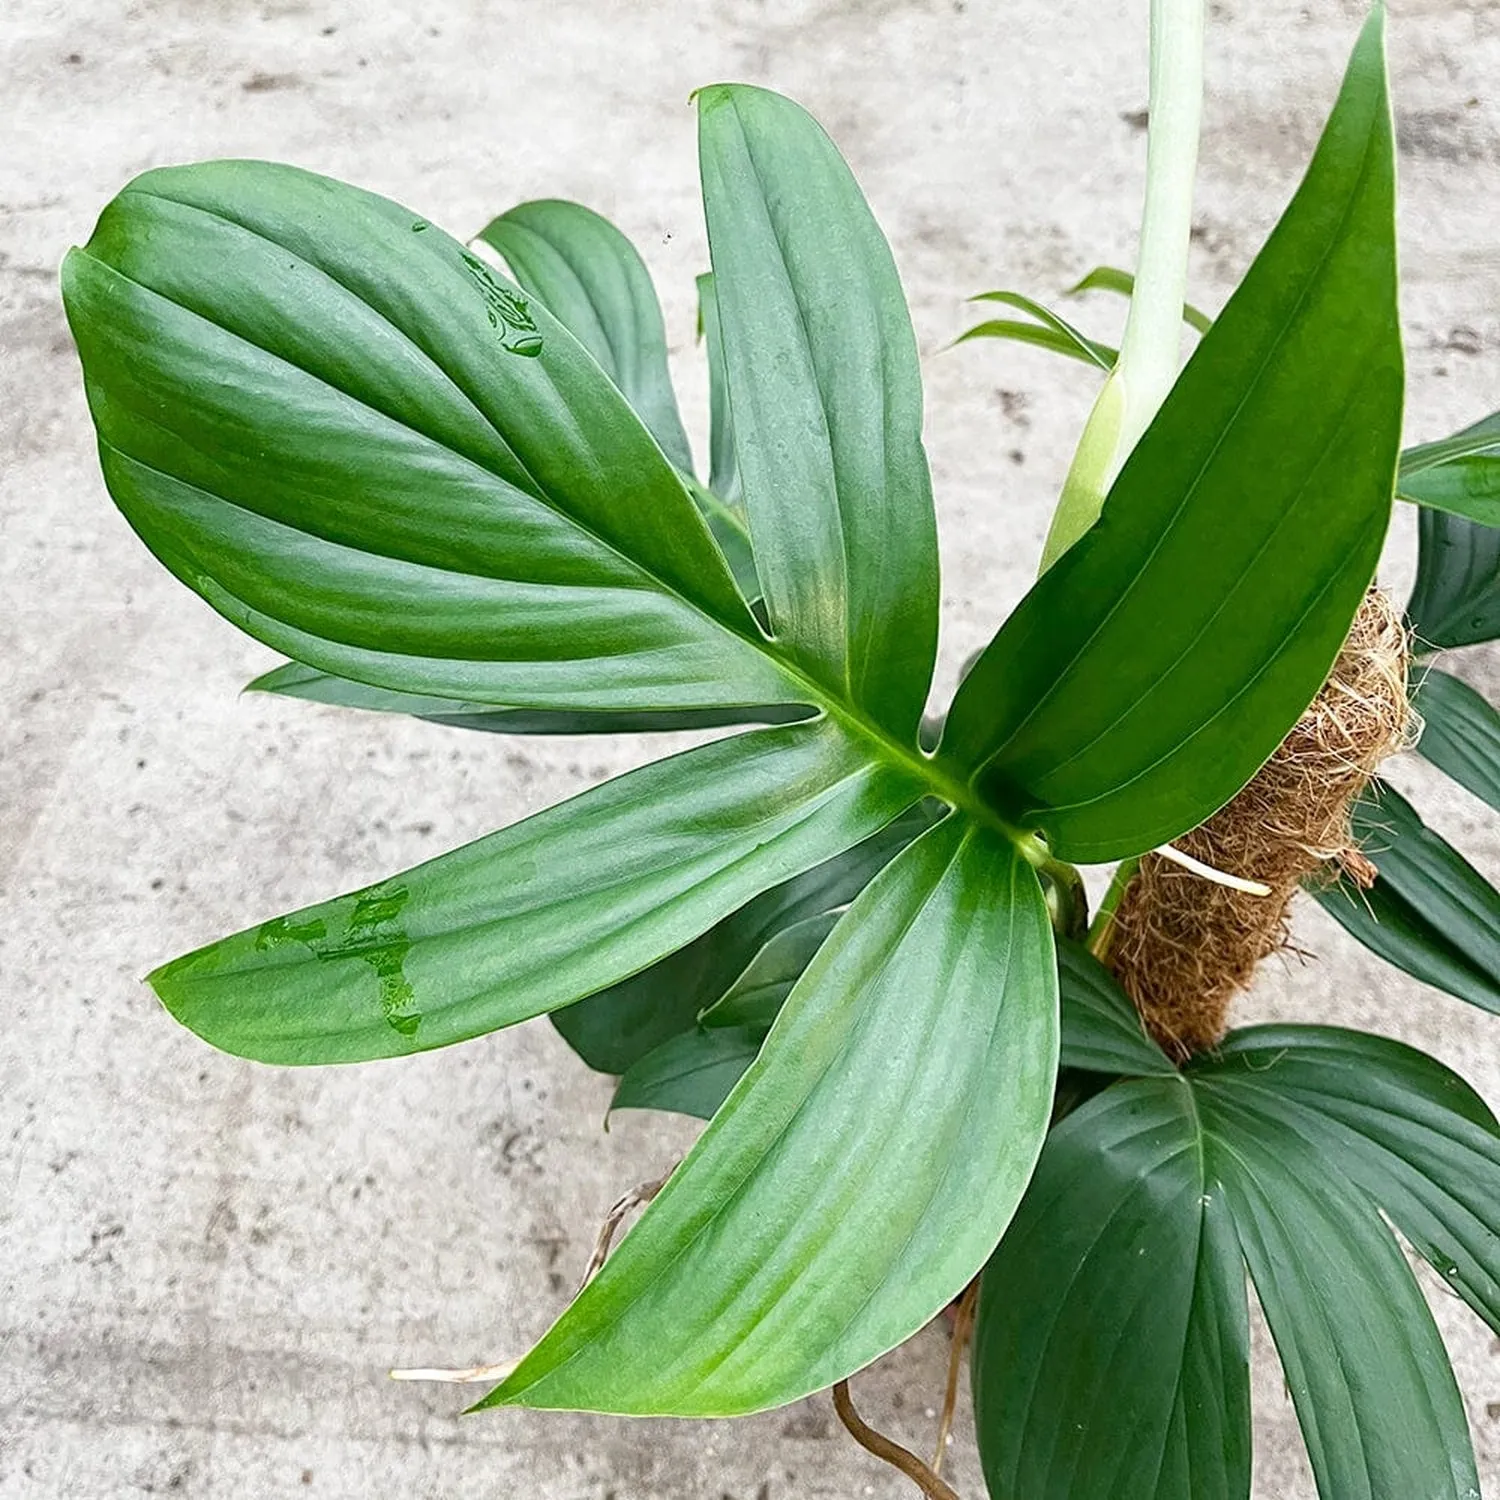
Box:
389;1358;520;1385
932;1282;979;1478
833;1379;963;1500
580;1169;673;1290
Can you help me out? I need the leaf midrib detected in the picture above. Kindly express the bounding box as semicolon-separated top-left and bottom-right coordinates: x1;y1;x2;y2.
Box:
82;219;1009;845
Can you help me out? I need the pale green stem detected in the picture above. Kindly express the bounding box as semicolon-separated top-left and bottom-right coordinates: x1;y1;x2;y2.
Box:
1040;0;1206;572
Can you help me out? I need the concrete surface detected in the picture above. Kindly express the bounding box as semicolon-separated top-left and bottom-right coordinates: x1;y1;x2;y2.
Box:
3;0;1498;1495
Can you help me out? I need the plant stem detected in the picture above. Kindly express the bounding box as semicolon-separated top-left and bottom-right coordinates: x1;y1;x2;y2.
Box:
1040;0;1206;571
1088;854;1140;959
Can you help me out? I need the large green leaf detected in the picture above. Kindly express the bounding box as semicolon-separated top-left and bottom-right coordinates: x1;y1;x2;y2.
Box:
150;720;924;1064
478;815;1057;1416
976;1025;1496;1500
1412;666;1500;813
1200;1027;1500;1334
973;1077;1251;1500
1056;939;1174;1077
550;803;933;1075
1408;508;1500;651
64;161;799;715
1312;782;1500;1016
1196;1068;1482;1500
474;198;695;473
943;10;1400;862
697;84;940;741
1397;409;1500;526
247;659;808;735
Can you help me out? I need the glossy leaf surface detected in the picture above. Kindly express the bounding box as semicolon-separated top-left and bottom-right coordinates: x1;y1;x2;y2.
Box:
1196;1067;1482;1500
1313;783;1500;1015
551;803;932;1075
151;721;924;1064
944;11;1400;862
611;1024;765;1121
1203;1027;1500;1334
976;1025;1495;1500
698;84;939;740
1398;409;1500;525
1412;666;1500;813
475;198;695;472
974;1076;1251;1500
247;659;808;735
64;161;797;714
481;816;1057;1416
1408;508;1500;651
1055;939;1175;1077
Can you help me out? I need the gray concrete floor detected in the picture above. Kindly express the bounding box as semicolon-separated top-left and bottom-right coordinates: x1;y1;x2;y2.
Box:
3;0;1499;1495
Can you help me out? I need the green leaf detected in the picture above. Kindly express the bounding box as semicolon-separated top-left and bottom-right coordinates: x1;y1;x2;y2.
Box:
63;161;798;715
1412;666;1500;812
1408;508;1500;651
1397;411;1500;527
150;720;924;1064
1400;408;1500;479
959;291;1117;370
697;84;940;740
1196;1072;1482;1500
976;1018;1499;1500
247;659;808;735
696;271;741;504
610;1024;765;1121
1056;938;1174;1077
698;911;840;1031
550;802;933;1075
1199;1026;1500;1336
479;815;1057;1416
1067;265;1214;334
954;317;1118;368
972;1076;1251;1500
474;199;695;473
1312;782;1500;1016
943;10;1401;862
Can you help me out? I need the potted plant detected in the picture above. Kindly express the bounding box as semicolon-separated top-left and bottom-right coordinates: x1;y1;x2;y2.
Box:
60;1;1499;1494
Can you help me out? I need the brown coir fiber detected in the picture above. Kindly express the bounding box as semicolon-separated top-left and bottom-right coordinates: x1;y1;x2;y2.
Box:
1103;588;1412;1061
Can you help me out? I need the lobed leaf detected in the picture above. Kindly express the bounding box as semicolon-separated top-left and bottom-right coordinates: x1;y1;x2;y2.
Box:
943;10;1401;862
1197;1075;1482;1500
63;161;795;715
977;1024;1496;1500
479;816;1057;1416
1201;1027;1500;1334
959;290;1117;370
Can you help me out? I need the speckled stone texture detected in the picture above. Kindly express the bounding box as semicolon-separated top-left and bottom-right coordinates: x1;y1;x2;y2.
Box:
3;0;1497;1495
